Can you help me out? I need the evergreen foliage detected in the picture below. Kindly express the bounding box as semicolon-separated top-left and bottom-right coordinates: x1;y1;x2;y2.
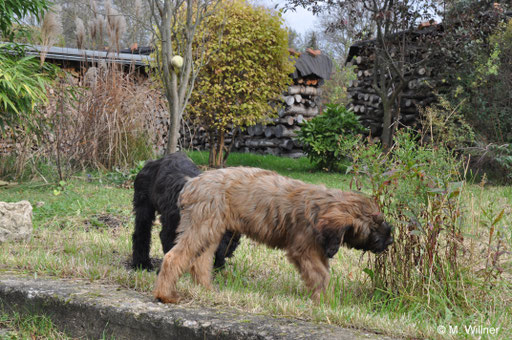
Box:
187;0;294;167
296;104;365;171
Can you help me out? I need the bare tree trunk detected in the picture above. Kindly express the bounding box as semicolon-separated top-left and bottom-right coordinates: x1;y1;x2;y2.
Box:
153;0;180;154
215;132;225;167
223;127;238;164
208;130;225;168
148;0;219;155
381;100;393;149
372;10;407;150
166;70;180;153
208;132;216;166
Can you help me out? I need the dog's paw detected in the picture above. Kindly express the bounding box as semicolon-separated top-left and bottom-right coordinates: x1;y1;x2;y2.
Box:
131;261;154;271
154;292;181;304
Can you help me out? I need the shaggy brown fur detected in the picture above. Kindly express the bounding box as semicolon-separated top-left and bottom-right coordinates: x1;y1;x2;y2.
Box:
153;167;393;303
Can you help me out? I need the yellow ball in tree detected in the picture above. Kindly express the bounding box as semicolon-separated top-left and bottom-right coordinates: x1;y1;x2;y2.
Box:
171;55;184;69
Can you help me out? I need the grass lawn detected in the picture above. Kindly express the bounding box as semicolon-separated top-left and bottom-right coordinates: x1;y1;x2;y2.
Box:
0;312;71;340
0;151;510;339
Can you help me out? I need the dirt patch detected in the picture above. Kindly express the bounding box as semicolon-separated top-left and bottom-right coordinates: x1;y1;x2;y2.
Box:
84;213;127;230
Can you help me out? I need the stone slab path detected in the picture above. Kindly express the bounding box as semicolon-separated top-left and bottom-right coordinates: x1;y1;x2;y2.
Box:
0;272;396;340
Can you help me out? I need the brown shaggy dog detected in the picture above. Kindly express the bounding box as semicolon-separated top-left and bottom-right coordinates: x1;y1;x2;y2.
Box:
154;167;393;303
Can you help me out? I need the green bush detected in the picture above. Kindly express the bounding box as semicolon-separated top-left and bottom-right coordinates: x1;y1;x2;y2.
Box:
296;104;365;171
342;130;507;317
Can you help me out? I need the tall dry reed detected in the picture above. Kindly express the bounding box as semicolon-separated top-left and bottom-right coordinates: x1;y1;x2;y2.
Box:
60;65;155;172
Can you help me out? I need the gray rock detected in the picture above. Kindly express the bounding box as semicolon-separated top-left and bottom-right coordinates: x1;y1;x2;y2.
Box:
0;201;33;243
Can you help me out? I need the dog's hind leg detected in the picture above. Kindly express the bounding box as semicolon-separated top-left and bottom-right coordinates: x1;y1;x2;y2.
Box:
159;211;180;254
132;200;156;270
154;218;224;303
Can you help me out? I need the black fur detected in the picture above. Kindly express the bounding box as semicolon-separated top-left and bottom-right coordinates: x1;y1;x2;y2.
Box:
319;228;346;258
344;222;393;254
318;222;393;258
132;152;240;270
316;227;348;258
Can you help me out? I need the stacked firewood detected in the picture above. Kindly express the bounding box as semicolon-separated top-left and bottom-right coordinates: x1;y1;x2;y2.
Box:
144;98;170;153
179;125;235;151
179;50;332;157
0;135;15;155
346;26;442;138
178;84;320;157
231;82;322;158
179;82;323;158
231;50;331;157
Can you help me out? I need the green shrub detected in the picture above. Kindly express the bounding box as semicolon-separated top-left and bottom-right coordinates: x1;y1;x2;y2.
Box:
342;130;507;317
296;104;365;171
419;95;475;149
186;0;294;167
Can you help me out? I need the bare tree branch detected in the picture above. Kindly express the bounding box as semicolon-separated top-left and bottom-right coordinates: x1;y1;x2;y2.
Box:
148;0;222;153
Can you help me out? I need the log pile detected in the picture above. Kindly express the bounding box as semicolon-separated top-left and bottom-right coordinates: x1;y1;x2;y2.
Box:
345;25;443;138
232;50;332;157
0;135;15;155
178;84;319;158
230;82;323;158
179;49;332;158
142;95;170;153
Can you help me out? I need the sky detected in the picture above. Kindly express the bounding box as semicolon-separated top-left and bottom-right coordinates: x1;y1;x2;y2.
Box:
256;0;320;36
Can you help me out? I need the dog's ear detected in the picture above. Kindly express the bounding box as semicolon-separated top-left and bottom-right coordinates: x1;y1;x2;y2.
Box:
314;209;354;258
319;227;352;258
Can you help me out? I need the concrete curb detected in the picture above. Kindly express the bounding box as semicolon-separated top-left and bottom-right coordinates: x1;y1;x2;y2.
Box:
0;272;394;339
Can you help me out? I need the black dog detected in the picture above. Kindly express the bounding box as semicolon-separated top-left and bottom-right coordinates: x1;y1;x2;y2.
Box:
132;152;240;270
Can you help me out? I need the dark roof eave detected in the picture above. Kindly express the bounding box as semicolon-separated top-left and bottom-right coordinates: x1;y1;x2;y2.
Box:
1;42;153;67
26;51;149;66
